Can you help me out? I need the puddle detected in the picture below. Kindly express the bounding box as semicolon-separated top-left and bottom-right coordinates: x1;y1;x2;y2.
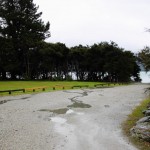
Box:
67;101;91;108
82;91;88;96
65;90;92;108
39;90;91;118
51;117;67;124
0;100;7;105
39;108;69;114
70;97;82;103
21;97;30;100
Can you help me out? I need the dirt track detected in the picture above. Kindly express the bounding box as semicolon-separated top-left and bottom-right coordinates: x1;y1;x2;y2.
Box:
0;84;149;150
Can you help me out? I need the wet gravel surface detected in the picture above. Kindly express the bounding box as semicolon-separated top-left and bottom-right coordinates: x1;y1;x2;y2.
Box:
0;84;149;150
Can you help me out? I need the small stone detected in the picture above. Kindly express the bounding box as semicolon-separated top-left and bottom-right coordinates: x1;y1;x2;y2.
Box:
137;116;150;124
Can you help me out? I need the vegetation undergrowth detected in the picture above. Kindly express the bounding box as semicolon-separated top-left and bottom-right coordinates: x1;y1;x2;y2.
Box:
0;81;123;96
122;97;150;150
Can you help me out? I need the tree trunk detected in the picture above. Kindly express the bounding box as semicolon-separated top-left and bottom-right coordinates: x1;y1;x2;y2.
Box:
2;70;6;80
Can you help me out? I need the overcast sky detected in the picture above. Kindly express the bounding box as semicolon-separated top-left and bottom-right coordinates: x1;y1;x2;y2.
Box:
34;0;150;53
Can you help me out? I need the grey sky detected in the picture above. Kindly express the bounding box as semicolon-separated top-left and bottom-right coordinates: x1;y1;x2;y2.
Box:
34;0;150;53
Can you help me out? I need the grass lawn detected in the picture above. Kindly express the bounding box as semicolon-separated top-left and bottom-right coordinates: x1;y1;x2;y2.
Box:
0;81;119;96
122;97;150;150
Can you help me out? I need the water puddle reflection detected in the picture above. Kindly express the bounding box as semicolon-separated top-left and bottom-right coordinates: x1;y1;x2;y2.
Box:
51;117;67;124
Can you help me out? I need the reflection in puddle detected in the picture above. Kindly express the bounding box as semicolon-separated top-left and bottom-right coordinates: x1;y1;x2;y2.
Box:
66;109;74;114
76;112;84;115
39;108;69;114
39;89;91;121
68;101;91;108
51;117;67;124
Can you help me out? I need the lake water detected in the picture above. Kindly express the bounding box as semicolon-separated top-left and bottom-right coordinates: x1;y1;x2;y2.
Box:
140;71;150;83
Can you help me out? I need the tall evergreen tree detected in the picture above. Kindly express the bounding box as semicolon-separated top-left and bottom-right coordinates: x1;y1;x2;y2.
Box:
0;0;50;79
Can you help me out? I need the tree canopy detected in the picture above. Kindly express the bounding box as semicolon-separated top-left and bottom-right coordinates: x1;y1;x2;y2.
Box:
0;40;140;82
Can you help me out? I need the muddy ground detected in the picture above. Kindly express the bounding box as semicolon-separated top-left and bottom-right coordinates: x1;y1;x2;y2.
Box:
0;84;149;150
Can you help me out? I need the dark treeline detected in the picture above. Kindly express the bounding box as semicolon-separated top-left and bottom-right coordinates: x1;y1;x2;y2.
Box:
0;40;140;82
0;0;140;82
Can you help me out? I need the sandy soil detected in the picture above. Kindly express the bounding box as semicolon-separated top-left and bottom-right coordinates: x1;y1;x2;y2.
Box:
0;84;149;150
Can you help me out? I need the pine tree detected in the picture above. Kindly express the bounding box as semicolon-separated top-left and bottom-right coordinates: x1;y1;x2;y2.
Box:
0;0;50;79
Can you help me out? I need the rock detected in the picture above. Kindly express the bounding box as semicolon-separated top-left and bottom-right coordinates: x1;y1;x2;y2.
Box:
142;110;146;114
143;109;150;115
145;110;150;116
136;116;150;124
147;103;150;108
130;122;150;142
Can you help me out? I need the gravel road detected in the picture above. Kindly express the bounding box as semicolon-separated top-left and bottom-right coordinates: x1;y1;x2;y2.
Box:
0;84;149;150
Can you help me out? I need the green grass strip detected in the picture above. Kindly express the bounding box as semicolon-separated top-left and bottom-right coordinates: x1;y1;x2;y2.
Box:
0;81;123;96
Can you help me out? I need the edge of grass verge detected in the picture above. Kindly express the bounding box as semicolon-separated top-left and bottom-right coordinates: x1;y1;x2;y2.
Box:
122;97;150;150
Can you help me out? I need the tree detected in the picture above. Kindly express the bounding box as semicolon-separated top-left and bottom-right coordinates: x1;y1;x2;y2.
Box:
138;47;150;71
39;42;69;80
0;0;50;79
0;37;14;79
87;43;105;81
70;45;89;80
116;51;138;82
